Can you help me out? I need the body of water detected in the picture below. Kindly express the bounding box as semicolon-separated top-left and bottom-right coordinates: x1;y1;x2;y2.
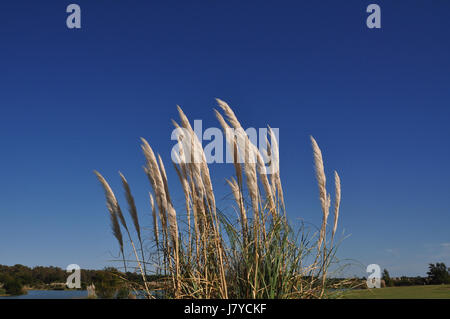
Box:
0;290;88;299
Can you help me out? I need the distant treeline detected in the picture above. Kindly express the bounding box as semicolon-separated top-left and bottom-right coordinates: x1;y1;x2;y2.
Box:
364;263;450;288
326;276;431;289
1;262;448;296
380;275;428;287
0;264;162;291
328;263;450;290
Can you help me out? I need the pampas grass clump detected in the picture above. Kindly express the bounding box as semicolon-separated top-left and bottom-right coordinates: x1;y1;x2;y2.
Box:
95;99;345;299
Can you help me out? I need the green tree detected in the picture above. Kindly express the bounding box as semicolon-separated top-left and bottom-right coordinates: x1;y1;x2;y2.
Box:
92;267;124;299
3;276;25;296
427;263;450;284
382;269;393;287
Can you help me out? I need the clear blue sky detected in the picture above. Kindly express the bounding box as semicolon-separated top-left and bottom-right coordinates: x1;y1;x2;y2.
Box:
0;1;449;277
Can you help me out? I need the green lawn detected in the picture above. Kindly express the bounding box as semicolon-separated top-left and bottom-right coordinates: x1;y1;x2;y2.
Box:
342;284;450;299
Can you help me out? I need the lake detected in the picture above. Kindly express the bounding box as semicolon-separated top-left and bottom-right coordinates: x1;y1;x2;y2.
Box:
0;290;88;299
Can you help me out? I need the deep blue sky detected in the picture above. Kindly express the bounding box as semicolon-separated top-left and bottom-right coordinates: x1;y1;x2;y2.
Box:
0;1;449;277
